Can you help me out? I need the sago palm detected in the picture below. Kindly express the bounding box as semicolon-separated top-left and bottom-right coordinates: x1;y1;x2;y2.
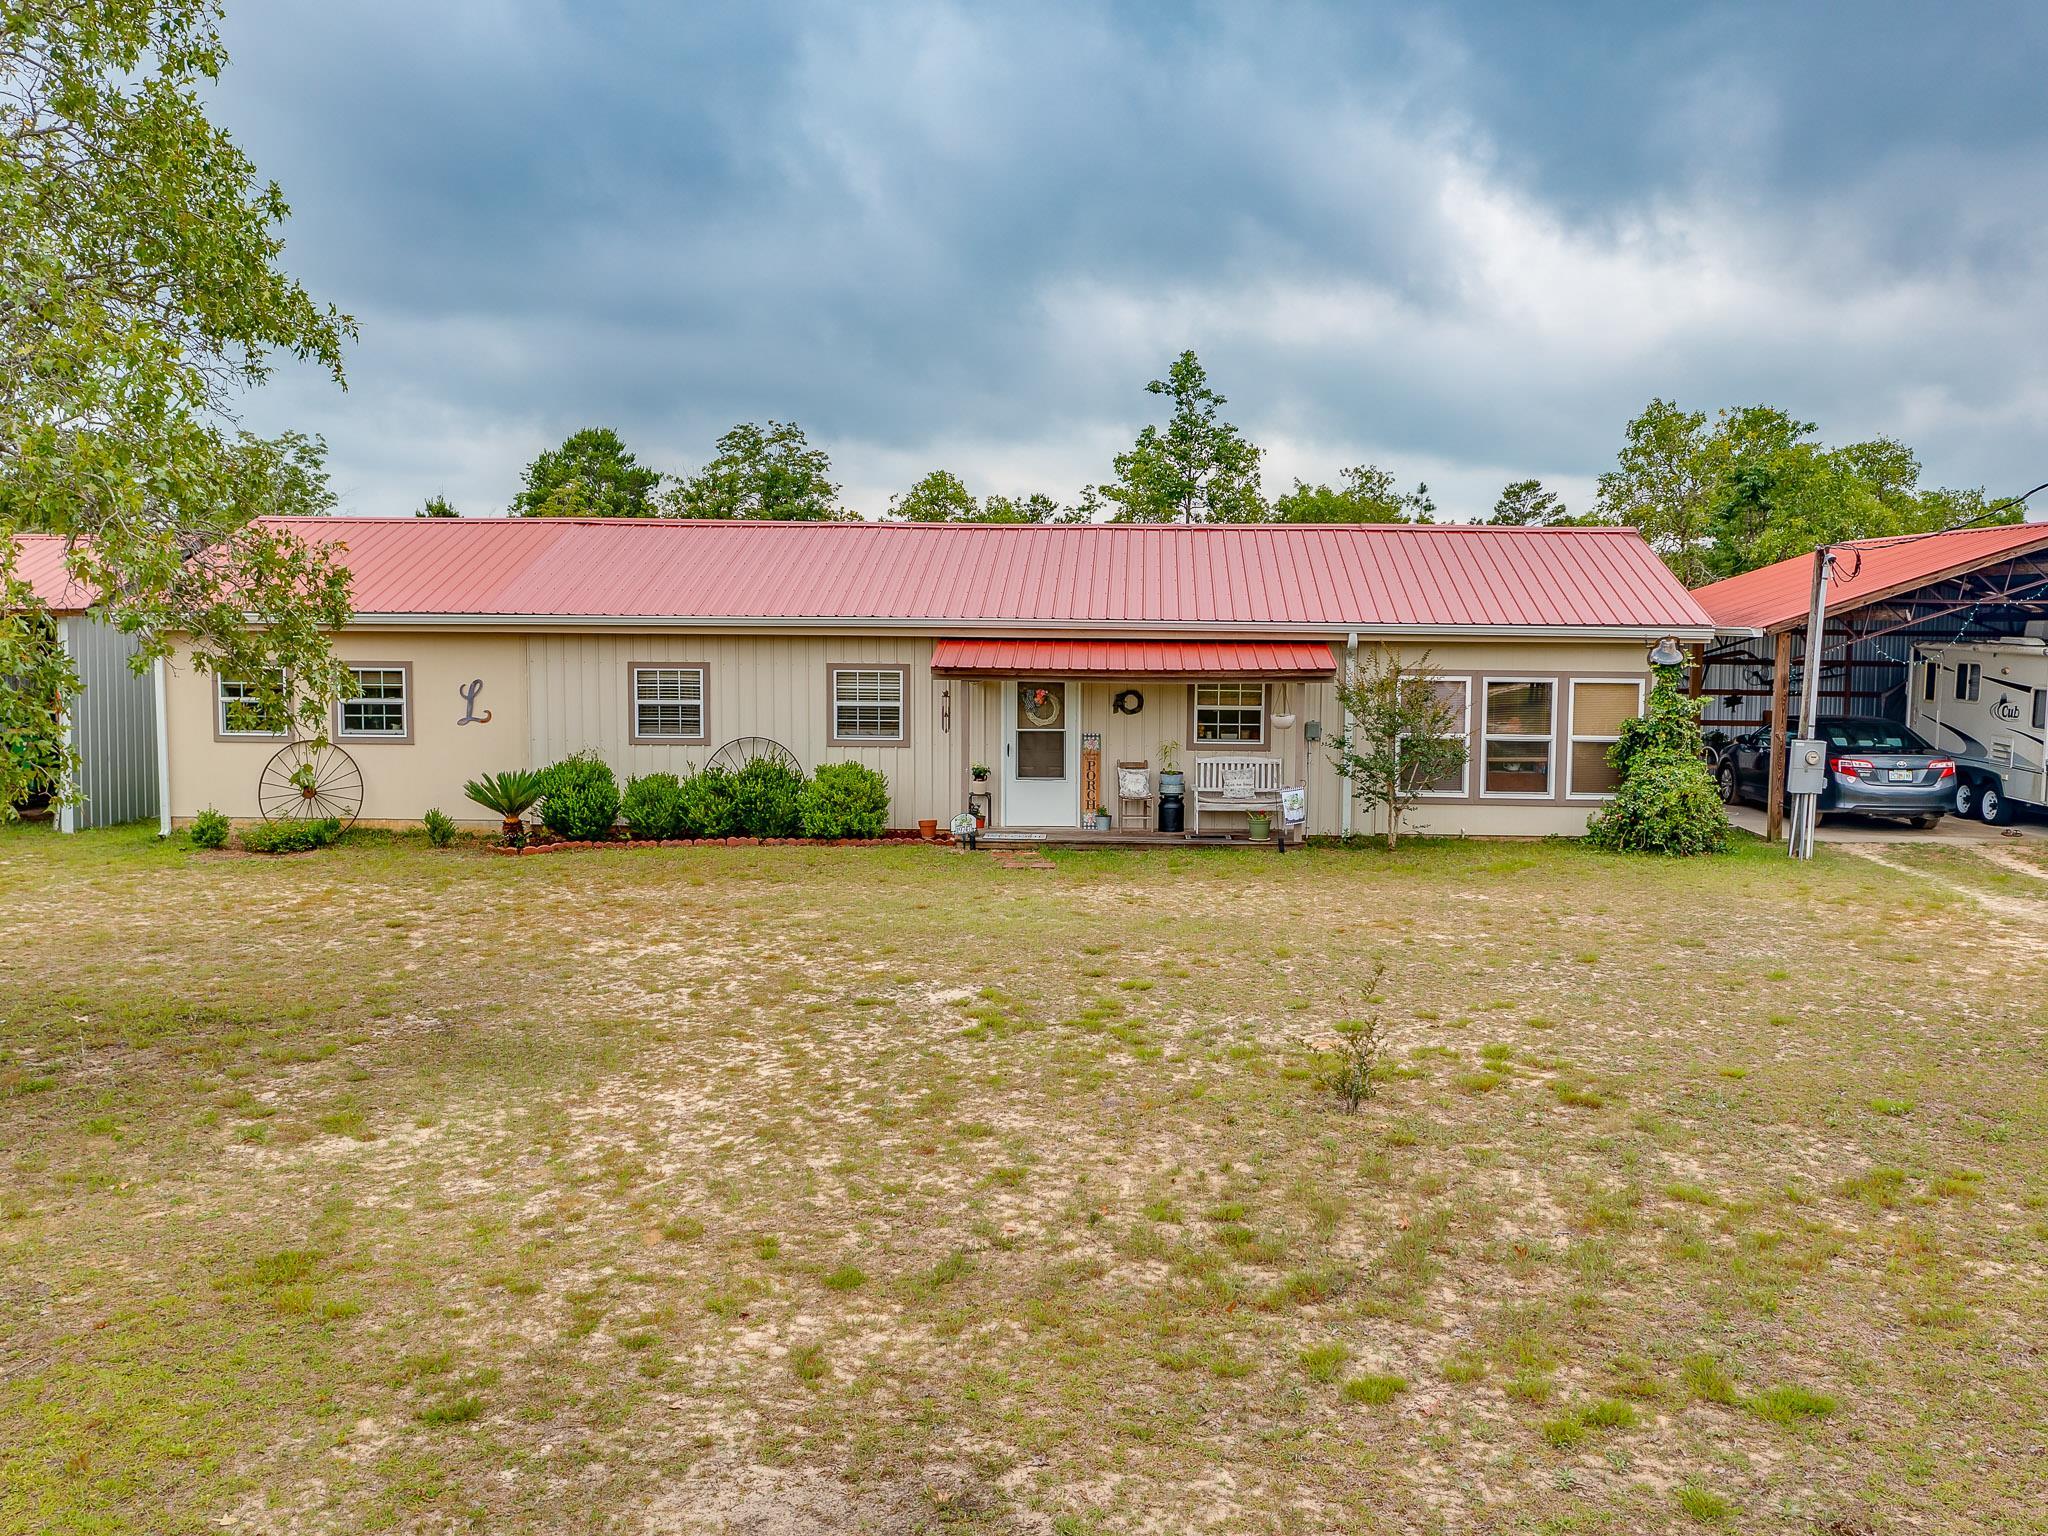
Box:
463;769;544;846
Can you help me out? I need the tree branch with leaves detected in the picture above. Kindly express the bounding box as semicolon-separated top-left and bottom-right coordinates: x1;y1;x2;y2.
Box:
1324;649;1467;849
1;0;358;814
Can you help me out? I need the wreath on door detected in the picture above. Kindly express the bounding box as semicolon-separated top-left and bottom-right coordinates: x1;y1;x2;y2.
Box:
1020;685;1063;728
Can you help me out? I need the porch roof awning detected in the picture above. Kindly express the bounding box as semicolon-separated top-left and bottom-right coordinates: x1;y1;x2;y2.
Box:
931;638;1337;677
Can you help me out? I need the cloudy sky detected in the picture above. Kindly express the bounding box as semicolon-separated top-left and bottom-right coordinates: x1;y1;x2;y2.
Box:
211;1;2048;522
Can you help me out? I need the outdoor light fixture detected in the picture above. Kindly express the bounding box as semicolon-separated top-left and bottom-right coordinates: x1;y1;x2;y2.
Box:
1648;636;1686;667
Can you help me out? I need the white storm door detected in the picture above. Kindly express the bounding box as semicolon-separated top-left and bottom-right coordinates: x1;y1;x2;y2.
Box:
1002;678;1079;826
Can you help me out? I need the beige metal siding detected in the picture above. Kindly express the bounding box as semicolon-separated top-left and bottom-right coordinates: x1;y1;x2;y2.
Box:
525;633;959;826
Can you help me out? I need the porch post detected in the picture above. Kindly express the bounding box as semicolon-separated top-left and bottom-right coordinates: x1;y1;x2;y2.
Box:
1765;629;1791;843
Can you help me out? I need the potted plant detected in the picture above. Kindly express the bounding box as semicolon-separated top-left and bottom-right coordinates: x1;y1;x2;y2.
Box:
1093;804;1112;831
970;762;991;783
1246;807;1273;840
464;769;544;847
1158;741;1183;797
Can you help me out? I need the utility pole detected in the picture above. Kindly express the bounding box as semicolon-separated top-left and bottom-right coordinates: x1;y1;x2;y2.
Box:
1787;546;1834;859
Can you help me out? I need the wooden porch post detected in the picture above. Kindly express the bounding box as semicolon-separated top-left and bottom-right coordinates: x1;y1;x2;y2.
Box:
1686;646;1705;699
1765;629;1791;843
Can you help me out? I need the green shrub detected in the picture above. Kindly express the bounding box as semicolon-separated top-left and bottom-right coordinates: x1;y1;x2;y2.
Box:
1584;664;1728;857
1585;751;1728;856
241;817;342;854
190;808;230;849
422;808;457;847
678;768;739;838
621;772;690;840
731;757;806;837
798;761;891;838
537;751;620;840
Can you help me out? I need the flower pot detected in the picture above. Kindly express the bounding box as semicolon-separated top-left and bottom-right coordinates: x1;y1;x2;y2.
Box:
1271;713;1297;731
1246;810;1272;840
917;818;938;840
1158;770;1184;796
1094;813;1112;831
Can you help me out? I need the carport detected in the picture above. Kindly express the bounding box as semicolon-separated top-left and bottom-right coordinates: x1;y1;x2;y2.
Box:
1690;524;2048;840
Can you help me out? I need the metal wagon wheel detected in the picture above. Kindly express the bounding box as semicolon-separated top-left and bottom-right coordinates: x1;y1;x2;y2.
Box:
257;740;365;828
704;737;802;776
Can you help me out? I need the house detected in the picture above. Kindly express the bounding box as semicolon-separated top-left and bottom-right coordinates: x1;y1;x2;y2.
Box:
11;517;1716;840
8;536;161;832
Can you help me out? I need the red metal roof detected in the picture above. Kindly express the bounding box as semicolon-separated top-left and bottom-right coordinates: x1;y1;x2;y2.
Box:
6;534;93;614
932;638;1335;676
81;517;1698;633
1692;524;2048;633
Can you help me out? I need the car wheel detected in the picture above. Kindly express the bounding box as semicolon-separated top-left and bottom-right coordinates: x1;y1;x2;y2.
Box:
1716;763;1738;805
1980;782;2015;826
1955;780;1977;819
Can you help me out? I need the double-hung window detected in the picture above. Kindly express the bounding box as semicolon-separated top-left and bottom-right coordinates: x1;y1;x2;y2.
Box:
1567;679;1644;798
631;665;707;743
1399;677;1470;796
829;666;907;744
1482;679;1555;795
338;665;410;741
1193;682;1265;745
217;671;287;738
1956;662;1981;702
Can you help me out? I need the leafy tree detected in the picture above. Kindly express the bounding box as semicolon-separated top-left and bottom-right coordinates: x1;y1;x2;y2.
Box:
510;428;661;518
1594;399;1718;585
891;470;1069;523
1596;400;2013;584
1488;478;1602;527
1273;464;1434;524
664;421;843;521
891;469;977;522
1324;649;1468;849
416;494;460;518
1584;667;1727;856
1;0;358;814
1101;351;1267;523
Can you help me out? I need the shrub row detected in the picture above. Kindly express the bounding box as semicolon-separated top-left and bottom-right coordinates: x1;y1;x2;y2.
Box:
615;759;891;840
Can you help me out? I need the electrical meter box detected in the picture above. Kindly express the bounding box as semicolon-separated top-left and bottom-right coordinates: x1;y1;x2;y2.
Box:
1785;737;1829;795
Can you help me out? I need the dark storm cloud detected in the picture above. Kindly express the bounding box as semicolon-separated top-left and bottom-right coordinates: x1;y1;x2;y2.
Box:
212;1;2048;520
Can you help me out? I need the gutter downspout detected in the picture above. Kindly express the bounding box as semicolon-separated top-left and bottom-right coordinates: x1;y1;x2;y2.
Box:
1340;631;1357;840
152;657;171;838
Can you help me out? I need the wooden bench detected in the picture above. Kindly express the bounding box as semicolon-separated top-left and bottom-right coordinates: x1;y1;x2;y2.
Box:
1190;753;1284;836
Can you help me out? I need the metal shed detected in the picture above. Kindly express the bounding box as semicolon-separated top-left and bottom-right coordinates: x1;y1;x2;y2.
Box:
1691;524;2048;838
9;535;163;833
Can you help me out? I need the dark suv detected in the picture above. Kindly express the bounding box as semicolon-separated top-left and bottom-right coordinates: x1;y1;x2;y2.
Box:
1717;717;1955;827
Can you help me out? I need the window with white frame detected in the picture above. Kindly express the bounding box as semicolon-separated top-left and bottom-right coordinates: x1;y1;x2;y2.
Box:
831;666;905;742
338;665;409;739
632;665;705;741
1399;676;1470;796
1567;679;1644;798
1193;682;1265;744
1482;678;1555;795
217;671;287;737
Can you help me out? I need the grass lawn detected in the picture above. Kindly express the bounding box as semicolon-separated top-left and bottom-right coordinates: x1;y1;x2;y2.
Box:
2;821;2044;1534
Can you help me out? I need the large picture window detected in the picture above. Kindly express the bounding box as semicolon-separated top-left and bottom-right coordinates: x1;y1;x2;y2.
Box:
337;665;410;741
217;671;287;738
829;666;907;744
1567;679;1644;798
1482;678;1555;796
1193;682;1265;744
631;665;707;743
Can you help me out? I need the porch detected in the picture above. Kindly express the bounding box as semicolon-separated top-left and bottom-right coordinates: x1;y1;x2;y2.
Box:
931;638;1336;842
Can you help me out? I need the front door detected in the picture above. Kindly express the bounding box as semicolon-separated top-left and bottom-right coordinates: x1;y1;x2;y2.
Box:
1002;679;1078;826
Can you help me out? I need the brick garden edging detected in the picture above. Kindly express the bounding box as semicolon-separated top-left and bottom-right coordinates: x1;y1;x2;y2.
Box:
488;831;952;856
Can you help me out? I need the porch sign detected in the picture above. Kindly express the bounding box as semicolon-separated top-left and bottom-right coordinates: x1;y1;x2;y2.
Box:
1280;786;1307;826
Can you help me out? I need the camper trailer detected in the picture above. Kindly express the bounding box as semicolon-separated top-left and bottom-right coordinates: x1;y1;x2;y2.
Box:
1909;636;2048;824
